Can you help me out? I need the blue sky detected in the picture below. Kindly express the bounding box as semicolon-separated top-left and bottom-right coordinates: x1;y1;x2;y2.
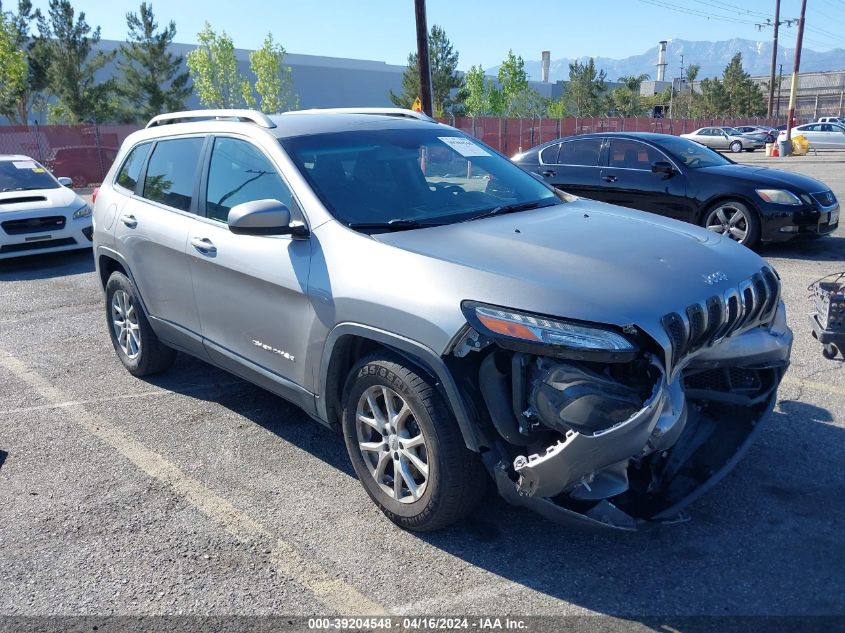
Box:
24;0;844;68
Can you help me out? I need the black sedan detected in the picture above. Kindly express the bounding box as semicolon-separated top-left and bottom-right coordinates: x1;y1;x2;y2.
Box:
512;132;839;248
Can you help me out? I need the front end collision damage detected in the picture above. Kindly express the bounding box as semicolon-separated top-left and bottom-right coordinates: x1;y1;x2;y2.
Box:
450;296;792;531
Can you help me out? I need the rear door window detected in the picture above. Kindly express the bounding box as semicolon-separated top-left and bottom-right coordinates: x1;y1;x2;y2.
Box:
115;143;151;193
142;137;205;212
607;139;665;170
557;138;603;166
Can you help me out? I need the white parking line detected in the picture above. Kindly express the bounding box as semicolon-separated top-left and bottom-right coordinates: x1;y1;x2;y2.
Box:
0;350;386;616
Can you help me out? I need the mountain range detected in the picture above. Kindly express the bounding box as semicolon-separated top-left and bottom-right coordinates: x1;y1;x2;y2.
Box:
488;38;845;82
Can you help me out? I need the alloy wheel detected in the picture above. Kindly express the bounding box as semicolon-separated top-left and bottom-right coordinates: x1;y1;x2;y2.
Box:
111;289;141;359
355;385;429;503
705;204;750;244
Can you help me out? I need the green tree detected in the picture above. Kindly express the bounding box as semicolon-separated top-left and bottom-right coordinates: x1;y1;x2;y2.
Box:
565;58;607;116
186;22;249;108
0;12;27;122
497;49;529;116
35;0;115;123
462;64;489;116
248;32;298;113
699;77;729;116
116;2;191;123
389;24;462;116
0;0;51;124
612;73;649;117
721;53;765;116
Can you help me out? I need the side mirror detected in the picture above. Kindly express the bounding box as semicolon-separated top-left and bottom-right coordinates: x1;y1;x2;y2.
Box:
651;161;675;176
227;199;308;237
57;176;73;187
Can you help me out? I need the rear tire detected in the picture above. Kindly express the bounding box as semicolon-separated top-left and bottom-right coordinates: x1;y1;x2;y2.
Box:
341;353;486;531
105;271;176;376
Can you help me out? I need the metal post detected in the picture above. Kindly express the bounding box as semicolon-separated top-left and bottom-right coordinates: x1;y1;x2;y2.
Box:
414;0;434;117
786;0;807;143
767;0;781;117
776;64;783;121
839;90;844;117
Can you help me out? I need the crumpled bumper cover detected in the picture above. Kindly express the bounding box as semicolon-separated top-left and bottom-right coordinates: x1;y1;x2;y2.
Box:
496;318;792;531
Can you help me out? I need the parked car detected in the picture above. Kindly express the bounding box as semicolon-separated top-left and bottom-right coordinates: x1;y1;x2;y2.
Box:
93;109;792;532
0;154;93;259
734;126;777;143
45;145;118;188
817;116;845;125
512;132;839;248
778;123;845;149
680;127;765;152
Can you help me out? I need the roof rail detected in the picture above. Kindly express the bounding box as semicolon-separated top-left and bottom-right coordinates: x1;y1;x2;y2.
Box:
285;107;436;123
146;109;276;129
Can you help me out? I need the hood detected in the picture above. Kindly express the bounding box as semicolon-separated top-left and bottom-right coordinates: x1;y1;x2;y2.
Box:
0;186;81;213
697;163;828;193
372;199;769;342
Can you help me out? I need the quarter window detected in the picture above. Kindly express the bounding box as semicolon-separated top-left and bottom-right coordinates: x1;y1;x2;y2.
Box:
540;143;561;164
205;137;295;223
115;143;151;192
557;138;603;166
142;137;204;212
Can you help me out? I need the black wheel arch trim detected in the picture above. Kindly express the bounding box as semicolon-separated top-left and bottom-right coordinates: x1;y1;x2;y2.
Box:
96;246;149;313
318;323;482;452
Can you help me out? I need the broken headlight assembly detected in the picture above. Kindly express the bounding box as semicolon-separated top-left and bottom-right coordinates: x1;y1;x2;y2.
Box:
462;301;638;362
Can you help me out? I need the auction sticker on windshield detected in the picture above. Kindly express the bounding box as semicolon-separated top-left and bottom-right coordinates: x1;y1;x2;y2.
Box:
439;136;491;157
12;161;39;170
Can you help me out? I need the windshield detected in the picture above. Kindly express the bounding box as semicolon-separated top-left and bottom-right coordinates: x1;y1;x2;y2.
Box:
657;136;733;169
0;159;59;192
723;127;743;136
281;128;559;229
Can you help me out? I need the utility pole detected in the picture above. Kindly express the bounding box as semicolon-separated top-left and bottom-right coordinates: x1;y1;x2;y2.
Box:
786;0;807;143
767;0;780;118
756;1;797;120
414;0;434;117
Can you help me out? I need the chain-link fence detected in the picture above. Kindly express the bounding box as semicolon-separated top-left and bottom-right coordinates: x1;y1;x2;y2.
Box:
0;116;806;187
443;116;794;155
0;124;140;188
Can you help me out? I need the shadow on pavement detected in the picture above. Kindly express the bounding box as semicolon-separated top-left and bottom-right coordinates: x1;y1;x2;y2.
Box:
0;249;94;281
140;353;845;617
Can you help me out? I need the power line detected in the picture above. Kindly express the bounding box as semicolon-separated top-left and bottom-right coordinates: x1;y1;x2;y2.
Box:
633;0;760;24
698;0;772;19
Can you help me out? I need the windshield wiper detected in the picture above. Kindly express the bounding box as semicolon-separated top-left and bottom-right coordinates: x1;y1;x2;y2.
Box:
466;199;559;222
347;218;446;231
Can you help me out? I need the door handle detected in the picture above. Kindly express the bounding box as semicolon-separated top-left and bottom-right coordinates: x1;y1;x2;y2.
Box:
602;175;617;182
190;236;217;255
120;214;138;228
541;169;555;177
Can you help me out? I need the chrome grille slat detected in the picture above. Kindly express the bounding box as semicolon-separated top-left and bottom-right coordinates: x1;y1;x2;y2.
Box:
663;266;780;369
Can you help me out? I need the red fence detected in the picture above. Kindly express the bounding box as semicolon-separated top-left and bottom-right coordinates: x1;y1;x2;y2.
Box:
443;116;795;155
0;124;140;187
0;116;802;187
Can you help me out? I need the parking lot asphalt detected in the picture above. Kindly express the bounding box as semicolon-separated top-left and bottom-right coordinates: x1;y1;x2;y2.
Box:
0;151;843;625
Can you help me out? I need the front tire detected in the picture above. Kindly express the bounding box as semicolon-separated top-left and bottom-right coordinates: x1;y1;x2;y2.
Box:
341;354;486;531
730;140;743;153
105;271;176;376
703;200;761;248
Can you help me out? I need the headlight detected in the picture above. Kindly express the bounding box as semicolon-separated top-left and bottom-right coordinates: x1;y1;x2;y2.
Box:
72;203;92;219
463;302;637;353
756;189;802;205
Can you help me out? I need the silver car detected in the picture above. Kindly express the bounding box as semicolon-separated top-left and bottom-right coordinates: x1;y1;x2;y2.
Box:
681;127;766;153
92;109;792;531
779;122;845;149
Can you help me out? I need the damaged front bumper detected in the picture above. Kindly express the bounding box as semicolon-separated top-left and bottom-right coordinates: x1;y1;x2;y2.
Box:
490;306;792;531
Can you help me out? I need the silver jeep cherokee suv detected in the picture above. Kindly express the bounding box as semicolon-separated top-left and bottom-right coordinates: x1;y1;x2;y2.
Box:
93;108;792;531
